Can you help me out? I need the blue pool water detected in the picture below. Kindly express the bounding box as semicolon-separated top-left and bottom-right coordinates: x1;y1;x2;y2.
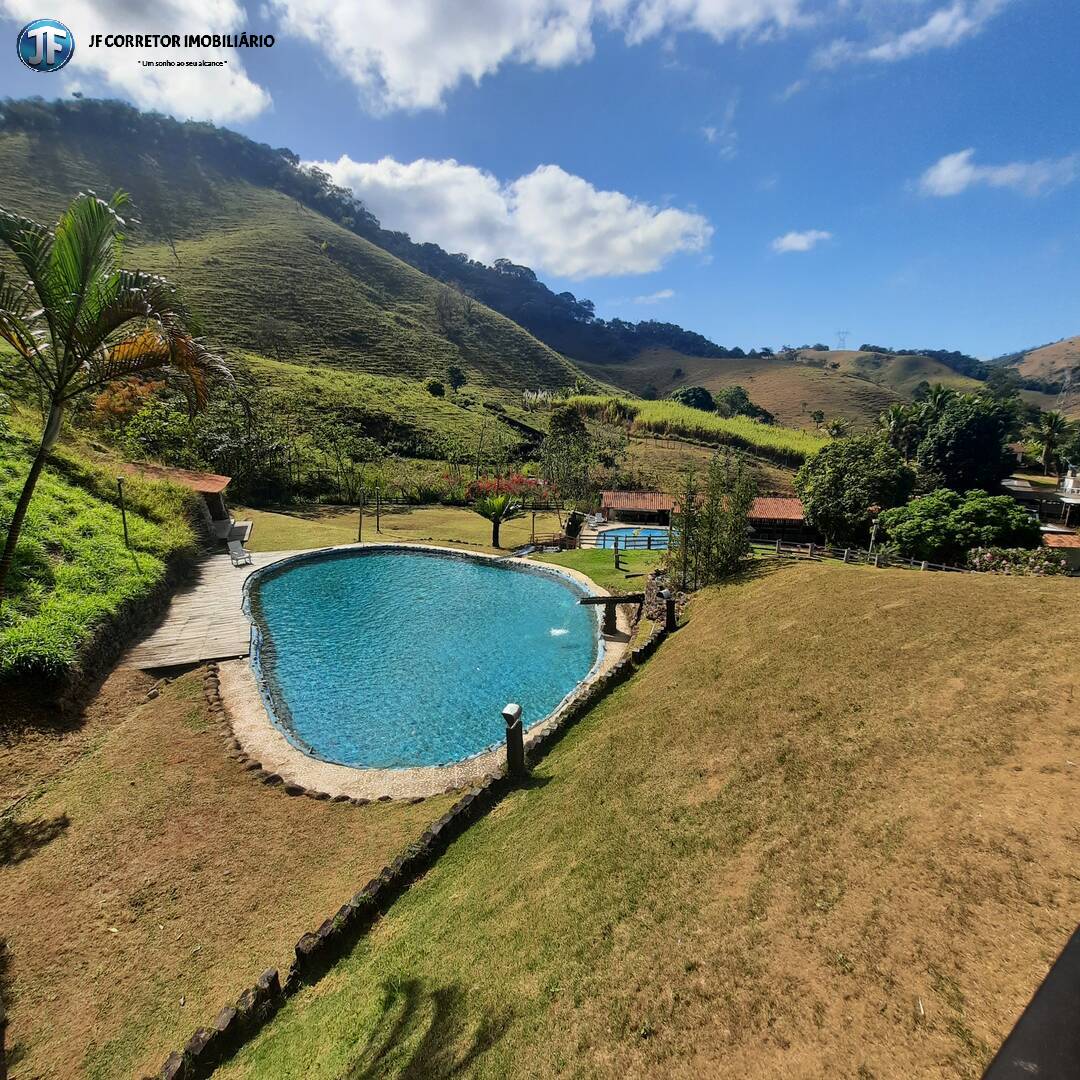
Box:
596;526;670;550
247;549;601;768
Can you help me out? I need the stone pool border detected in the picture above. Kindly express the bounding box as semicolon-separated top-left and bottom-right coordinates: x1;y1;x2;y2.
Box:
220;543;632;801
156;604;674;1080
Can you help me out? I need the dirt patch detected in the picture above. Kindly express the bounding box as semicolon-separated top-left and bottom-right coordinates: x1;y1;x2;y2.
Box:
0;667;450;1079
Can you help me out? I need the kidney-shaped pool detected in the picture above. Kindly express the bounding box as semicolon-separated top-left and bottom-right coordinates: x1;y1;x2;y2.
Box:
245;548;603;769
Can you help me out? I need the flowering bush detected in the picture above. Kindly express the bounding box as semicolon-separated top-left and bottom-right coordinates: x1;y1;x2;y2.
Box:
466;474;544;500
968;547;1069;576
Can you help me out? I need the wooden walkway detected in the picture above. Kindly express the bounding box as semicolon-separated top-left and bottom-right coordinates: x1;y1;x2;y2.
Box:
122;550;305;670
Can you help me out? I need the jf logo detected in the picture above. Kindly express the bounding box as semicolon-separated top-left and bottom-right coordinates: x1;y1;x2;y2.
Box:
17;18;75;72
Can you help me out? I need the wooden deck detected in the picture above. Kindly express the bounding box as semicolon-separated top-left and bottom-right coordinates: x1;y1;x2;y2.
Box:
122;550;305;670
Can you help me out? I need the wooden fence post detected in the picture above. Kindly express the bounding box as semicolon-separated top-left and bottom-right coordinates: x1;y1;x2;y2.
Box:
503;703;526;777
873;552;881;568
921;560;927;571
775;539;782;555
842;548;849;563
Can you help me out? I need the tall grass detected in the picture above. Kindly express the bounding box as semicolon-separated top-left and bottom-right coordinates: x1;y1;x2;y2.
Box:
568;395;827;463
0;428;198;680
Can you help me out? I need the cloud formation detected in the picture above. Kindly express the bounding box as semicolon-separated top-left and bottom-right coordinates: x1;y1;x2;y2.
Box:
815;0;1009;68
918;148;1080;197
311;155;712;279
1;0;270;122
273;0;804;111
632;288;675;303
771;229;832;253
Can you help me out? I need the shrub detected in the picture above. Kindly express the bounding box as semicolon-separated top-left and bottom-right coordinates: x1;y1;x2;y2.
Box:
668;386;715;412
424;379;445;397
968;547;1069;576
879;489;1042;563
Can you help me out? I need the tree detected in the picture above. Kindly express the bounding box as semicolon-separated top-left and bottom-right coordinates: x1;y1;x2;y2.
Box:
810;409;825;426
0;191;225;605
668;385;715;412
795;435;915;545
1033;410;1070;475
879;488;1042;563
822;417;850;437
914;395;1012;492
713;385;773;422
540;405;594;522
878;403;923;459
424;378;445;397
446;364;466;393
472;493;524;548
919;383;956;423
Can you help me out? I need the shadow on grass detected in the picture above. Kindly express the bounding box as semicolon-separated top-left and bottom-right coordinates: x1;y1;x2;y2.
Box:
0;935;13;1079
344;978;509;1080
0;813;69;867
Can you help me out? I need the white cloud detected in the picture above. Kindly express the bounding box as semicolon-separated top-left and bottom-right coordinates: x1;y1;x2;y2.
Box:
632;288;675;303
918;148;1080;197
1;0;270;122
310;155;712;278
771;228;832;253
815;0;1009;68
272;0;805;111
776;77;807;101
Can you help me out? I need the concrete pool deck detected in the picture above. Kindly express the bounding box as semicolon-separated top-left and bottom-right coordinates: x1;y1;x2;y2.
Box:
208;543;633;800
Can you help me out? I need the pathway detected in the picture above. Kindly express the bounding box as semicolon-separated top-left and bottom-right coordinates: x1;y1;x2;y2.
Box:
122;550;305;669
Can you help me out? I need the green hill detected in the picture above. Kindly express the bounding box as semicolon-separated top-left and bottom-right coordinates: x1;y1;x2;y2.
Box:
0;124;581;395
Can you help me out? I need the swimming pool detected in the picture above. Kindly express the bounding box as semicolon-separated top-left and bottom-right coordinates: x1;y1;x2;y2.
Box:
245;548;602;769
596;526;671;550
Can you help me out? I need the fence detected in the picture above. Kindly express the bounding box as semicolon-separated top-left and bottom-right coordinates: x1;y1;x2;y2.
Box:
749;539;970;573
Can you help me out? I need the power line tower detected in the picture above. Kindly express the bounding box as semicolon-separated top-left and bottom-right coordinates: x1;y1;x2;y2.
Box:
836;329;850;351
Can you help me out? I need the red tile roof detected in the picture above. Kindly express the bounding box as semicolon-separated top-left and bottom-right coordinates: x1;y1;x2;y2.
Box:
122;462;231;495
1043;533;1080;549
750;496;805;523
602;490;805;523
601;490;675;512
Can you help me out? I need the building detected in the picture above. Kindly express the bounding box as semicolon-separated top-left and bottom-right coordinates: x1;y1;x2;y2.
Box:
1042;532;1080;572
120;462;252;545
600;490;675;525
600;489;811;542
747;496;812;542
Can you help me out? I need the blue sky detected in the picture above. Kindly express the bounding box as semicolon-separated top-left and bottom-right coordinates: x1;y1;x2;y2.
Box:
2;0;1078;357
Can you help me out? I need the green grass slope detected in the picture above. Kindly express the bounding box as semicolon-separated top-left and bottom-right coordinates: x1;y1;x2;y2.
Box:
217;562;1080;1079
0;130;582;393
0;420;197;681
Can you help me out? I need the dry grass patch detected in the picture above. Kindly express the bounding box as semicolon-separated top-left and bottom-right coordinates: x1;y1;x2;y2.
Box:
219;563;1080;1080
0;669;449;1079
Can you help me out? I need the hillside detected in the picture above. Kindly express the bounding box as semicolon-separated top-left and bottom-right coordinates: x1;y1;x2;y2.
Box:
1001;335;1080;387
576;346;986;428
0;419;197;683
218;562;1080;1079
0;125;582;394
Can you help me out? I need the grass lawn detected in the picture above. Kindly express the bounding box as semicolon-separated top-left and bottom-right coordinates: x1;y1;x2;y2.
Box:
239;504;565;554
218;562;1080;1079
0;669;450;1079
530;548;663;594
1011;471;1060;490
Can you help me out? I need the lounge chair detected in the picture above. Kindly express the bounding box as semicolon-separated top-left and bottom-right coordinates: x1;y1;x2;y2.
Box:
228;540;252;567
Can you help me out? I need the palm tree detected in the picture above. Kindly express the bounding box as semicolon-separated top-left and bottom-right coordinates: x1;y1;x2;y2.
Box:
472;493;525;548
878;403;921;459
0;191;226;606
919;383;955;422
1034;410;1070;475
